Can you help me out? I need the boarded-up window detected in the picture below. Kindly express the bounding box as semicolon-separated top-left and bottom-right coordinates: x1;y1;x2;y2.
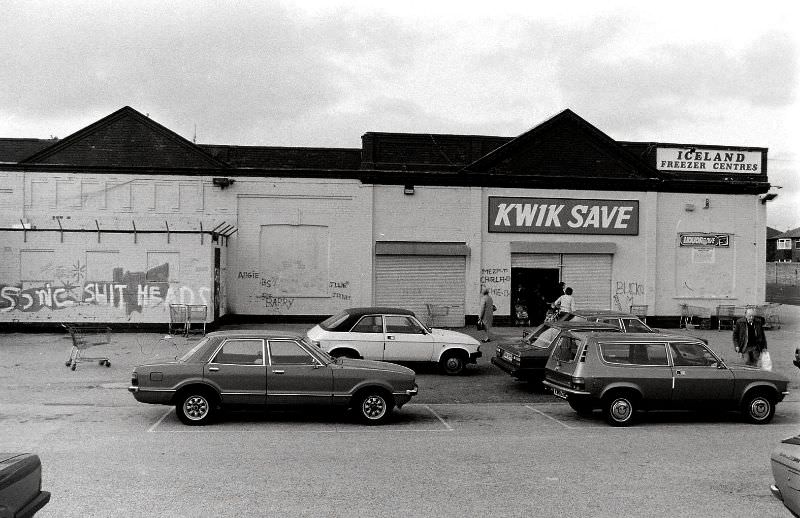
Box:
260;225;329;297
674;243;734;298
155;182;180;213
20;250;55;282
147;252;179;283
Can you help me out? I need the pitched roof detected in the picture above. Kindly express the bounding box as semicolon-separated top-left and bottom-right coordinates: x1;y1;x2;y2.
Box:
766;226;783;239
461;109;661;181
0;138;55;163
21;106;228;169
774;226;800;239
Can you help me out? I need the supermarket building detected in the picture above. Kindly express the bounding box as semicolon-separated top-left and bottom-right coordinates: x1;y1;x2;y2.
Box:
0;107;774;328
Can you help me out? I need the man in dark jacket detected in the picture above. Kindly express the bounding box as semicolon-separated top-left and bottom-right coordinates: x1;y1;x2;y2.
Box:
732;308;767;366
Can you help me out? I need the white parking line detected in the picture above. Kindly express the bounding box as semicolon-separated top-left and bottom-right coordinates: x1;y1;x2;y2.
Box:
422;404;453;431
147;408;173;433
524;405;577;429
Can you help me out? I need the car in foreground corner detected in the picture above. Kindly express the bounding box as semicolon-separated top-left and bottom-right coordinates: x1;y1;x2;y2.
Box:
557;309;655;333
491;321;620;385
0;453;50;517
129;330;418;425
542;331;789;426
771;434;800;517
306;307;482;375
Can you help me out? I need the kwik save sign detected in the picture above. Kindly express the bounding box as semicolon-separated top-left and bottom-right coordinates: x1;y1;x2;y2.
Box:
489;197;639;235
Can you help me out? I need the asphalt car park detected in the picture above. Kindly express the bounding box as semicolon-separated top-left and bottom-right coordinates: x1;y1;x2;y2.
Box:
2;309;800;517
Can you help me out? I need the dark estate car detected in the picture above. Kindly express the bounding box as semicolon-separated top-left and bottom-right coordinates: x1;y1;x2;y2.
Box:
771;434;800;517
0;453;50;517
491;321;620;384
542;331;790;426
129;330;418;425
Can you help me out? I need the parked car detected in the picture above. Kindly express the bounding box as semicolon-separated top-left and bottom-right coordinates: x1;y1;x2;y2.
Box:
0;453;50;517
306;307;482;375
491;321;620;385
129;330;418;425
770;434;800;517
542;331;790;426
558;309;655;333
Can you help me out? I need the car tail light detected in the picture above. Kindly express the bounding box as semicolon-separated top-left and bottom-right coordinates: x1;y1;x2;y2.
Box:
131;372;138;386
571;377;585;390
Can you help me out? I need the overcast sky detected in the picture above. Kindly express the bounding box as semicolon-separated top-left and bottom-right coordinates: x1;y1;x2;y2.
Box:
2;0;797;230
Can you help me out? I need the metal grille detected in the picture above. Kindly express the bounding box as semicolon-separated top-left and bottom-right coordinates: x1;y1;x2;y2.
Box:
374;255;466;327
562;254;612;310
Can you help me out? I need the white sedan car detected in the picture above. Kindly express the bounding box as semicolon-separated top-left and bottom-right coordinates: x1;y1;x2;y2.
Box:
307;307;482;375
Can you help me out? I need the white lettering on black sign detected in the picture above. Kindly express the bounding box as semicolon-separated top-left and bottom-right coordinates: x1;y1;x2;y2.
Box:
489;197;639;235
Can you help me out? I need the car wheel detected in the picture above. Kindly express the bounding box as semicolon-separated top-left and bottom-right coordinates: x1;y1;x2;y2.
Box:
176;389;217;426
439;351;466;375
603;392;637;426
568;398;593;417
741;392;775;424
356;389;394;425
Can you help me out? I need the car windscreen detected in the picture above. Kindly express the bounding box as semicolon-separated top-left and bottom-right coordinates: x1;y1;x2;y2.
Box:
319;311;350;331
623;319;653;333
526;326;561;349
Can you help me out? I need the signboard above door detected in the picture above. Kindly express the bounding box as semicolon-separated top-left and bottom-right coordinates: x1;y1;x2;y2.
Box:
489;197;639;235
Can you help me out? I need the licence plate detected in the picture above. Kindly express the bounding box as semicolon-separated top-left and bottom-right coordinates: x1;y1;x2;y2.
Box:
502;352;513;362
552;388;568;399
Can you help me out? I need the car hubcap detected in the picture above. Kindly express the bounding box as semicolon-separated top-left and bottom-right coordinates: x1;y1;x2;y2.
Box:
184;395;209;420
750;398;769;420
446;358;461;371
363;395;386;420
611;399;631;421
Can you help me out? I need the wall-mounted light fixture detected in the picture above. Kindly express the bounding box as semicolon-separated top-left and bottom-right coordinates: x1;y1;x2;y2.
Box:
760;193;778;204
704;198;710;209
212;177;236;189
404;184;415;195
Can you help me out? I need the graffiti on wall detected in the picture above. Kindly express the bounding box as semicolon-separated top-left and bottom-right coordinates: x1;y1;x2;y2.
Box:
0;263;209;315
480;268;511;298
613;280;645;311
330;280;351;301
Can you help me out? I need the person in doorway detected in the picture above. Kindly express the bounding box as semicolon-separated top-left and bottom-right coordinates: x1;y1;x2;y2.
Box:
732;308;767;366
554;287;575;316
478;287;495;343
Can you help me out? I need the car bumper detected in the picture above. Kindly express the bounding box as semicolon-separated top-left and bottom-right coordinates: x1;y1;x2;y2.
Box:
541;380;591;396
16;490;51;518
128;386;174;404
393;384;419;408
491;356;543;380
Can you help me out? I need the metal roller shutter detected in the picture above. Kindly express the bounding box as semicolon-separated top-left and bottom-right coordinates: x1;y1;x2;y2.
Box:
562;254;612;310
510;253;560;269
374;255;466;327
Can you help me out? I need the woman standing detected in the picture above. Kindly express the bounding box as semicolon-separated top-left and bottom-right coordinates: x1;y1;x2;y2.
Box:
478;287;495;343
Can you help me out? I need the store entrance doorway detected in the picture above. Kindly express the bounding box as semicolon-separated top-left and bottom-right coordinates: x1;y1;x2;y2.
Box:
511;268;562;326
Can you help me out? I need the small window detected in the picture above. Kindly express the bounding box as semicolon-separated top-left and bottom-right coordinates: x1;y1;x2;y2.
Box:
795;239;800;249
269;340;317;365
385;315;426;334
551;336;582;362
598;318;623;330
351;315;384;334
622;318;652;333
599;342;668;366
669;342;719;367
212;339;264;365
777;239;791;250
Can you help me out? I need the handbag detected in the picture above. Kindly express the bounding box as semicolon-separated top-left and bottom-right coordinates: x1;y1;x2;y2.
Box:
476;321;485;331
759;350;772;371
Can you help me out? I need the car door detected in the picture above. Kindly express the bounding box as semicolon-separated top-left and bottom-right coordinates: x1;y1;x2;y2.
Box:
204;338;267;406
597;341;673;408
346;315;386;360
669;341;735;406
382;315;434;362
266;339;333;407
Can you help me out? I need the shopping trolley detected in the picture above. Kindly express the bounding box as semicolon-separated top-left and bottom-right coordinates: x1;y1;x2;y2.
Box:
63;324;112;371
425;304;450;327
751;303;782;330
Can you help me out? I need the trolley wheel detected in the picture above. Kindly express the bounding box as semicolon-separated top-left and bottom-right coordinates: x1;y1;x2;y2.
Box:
65;360;72;367
99;360;105;365
70;364;77;371
105;360;111;367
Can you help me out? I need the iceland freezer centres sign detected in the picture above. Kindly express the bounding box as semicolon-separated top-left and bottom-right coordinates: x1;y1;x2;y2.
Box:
489;197;639;235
